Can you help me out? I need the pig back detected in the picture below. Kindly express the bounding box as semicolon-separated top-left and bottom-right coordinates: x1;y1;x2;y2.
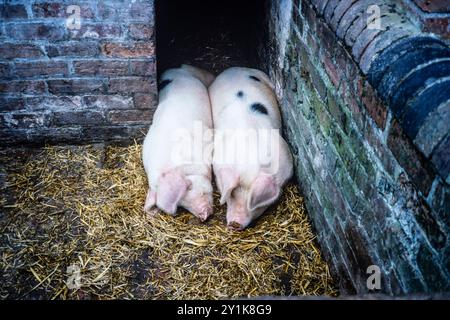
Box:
209;67;281;129
143;70;213;188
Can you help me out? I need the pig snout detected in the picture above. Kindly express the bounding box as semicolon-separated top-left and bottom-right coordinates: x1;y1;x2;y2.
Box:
195;205;213;222
227;221;244;231
226;203;251;231
189;198;213;222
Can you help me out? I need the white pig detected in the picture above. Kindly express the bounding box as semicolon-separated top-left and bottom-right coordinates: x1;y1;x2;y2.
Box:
142;64;215;221
209;67;293;230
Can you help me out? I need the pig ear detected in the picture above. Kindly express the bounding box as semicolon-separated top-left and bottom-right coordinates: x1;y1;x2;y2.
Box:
247;175;280;211
216;168;239;205
156;170;191;214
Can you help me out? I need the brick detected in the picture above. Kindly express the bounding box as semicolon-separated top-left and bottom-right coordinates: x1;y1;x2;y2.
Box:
324;174;350;221
422;17;450;39
292;5;303;35
6;23;66;41
344;3;389;47
133;93;157;110
352;13;410;61
0;129;28;146
416;244;450;291
108;110;153;124
108;77;155;94
431;133;450;180
129;60;156;76
48;79;105;94
129;24;154;40
330;0;355;32
339;81;365;131
129;1;154;21
0;63;10;78
392;173;447;250
0;97;25;111
0;113;49;129
387;119;435;196
412;0;450;13
415;101;450;157
364;123;397;175
52;111;106;126
126;125;147;141
334;256;358;294
428;179;450;228
83;95;133;110
0;4;28;19
347;127;376;178
400;79;450;139
322;55;340;87
97;0;117;20
73;60;128;76
336;0;365;39
46;42;99;58
387;269;406;295
25;96;83;111
14;61;68;78
27;127;82;145
352;28;382;61
309;65;327;102
367;36;445;85
317;20;338;56
69;24;122;39
81;126;130;142
0;80;46;94
359;27;418;75
301;0;318;34
101;42;155;58
0;127;79;145
343;223;380;287
325;90;347;133
310;0;329;15
334;48;358;81
342;1;379;45
0;43;44;59
323;0;340;24
392;257;427;292
377;44;450;102
393;58;450;119
32;2;95;19
358;79;387;129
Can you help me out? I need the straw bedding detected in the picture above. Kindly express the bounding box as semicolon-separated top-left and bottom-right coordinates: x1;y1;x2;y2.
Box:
0;143;337;299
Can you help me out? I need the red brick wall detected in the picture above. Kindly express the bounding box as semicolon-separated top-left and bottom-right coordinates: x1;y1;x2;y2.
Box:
0;1;157;145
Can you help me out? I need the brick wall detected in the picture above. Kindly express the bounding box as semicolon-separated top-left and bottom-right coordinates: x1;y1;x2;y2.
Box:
0;0;157;145
261;0;450;294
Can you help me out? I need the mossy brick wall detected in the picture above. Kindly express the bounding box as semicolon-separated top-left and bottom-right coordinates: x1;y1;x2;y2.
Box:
261;0;450;294
0;0;157;145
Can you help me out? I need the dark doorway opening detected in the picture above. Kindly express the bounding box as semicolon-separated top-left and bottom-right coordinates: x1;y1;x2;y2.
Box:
155;0;265;76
